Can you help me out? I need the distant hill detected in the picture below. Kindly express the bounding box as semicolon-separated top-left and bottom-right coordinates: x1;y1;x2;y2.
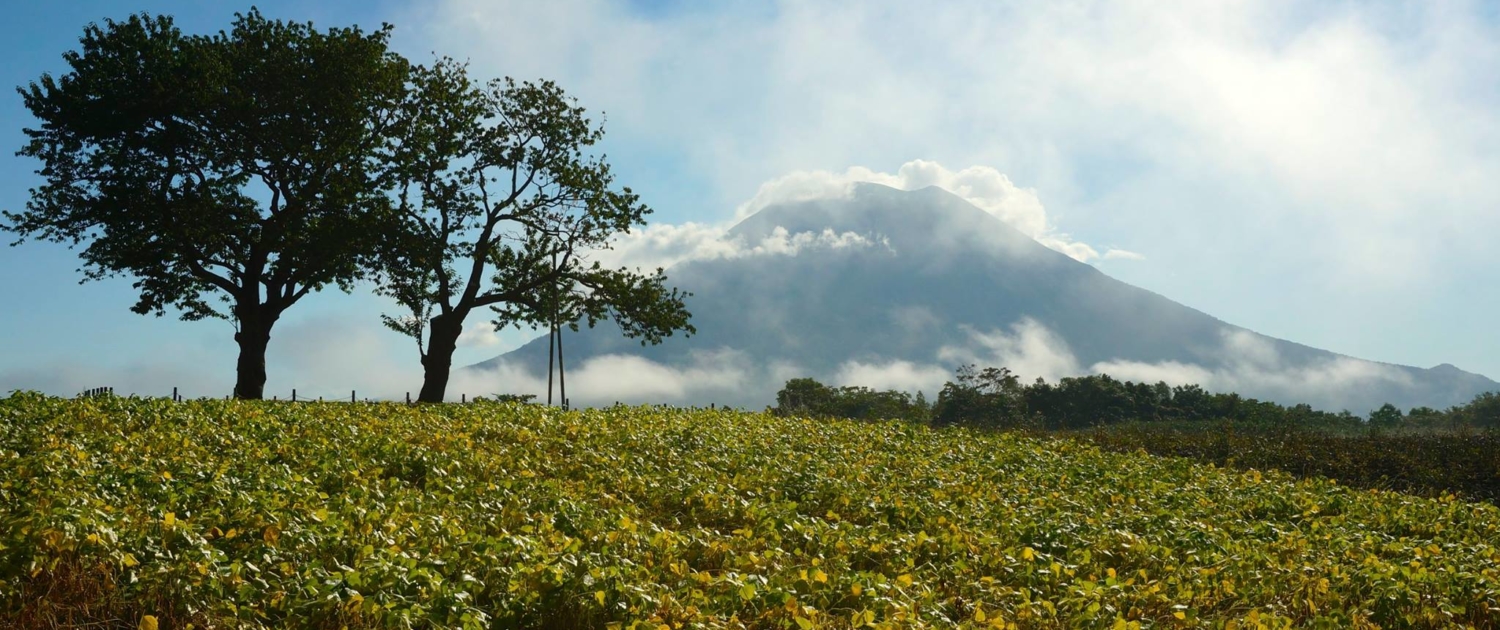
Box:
474;183;1497;411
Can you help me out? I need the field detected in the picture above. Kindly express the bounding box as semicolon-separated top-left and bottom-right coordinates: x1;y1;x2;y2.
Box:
3;395;1500;629
1062;422;1500;505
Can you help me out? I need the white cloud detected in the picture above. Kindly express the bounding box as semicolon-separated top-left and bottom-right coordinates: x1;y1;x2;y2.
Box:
833;359;949;395
475;348;781;407
405;0;1500;377
829;320;1416;411
937;319;1083;383
597;222;887;271
1103;248;1146;261
1091;329;1414;410
597;159;1127;270
734;160;1107;262
457;320;504;348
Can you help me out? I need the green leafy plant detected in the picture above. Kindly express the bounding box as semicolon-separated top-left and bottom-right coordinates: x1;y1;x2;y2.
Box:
2;393;1497;628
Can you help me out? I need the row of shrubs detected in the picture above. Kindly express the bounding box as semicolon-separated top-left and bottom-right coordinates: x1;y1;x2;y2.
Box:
772;367;1500;502
772;366;1500;432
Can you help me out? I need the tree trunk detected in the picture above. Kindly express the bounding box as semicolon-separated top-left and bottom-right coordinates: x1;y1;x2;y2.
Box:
233;312;277;400
419;313;465;403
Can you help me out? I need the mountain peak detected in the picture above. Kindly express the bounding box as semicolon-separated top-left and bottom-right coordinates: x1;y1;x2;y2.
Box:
730;183;1064;265
476;186;1496;411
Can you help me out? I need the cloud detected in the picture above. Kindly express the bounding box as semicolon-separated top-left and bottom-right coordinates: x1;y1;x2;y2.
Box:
1103;248;1146;261
0;360;226;400
596;158;1128;270
597;222;888;271
1091;330;1414;411
937;319;1083;383
733;160;1108;262
829;320;1415;412
456;320;505;348
833;359;949;395
406;0;1500;377
474;348;783;408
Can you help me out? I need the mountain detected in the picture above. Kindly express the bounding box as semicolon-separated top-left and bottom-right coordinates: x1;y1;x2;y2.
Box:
473;183;1498;411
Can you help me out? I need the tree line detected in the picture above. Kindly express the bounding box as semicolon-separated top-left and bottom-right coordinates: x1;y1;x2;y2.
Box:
773;366;1500;432
3;10;694;401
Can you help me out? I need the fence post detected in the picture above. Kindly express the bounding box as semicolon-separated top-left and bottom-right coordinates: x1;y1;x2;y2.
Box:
172;386;178;402
292;389;297;402
462;393;466;404
352;390;356;403
406;392;411;404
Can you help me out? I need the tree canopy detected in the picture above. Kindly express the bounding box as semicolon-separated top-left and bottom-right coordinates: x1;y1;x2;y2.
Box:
376;59;692;402
4;10;408;398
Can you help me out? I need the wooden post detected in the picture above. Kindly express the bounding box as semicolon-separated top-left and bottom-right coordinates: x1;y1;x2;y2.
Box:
352;390;356;403
172;387;178;402
462;393;466;404
547;325;556;406
292;389;297;402
406;392;411;404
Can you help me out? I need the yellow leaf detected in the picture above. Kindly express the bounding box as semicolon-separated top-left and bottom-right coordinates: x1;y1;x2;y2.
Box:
596;590;607;605
851;583;863;596
812;568;828;583
162;512;176;528
1022;547;1035;561
1173;611;1186;620
122;553;139;568
896;573;913;587
160;471;172;481
139;615;159;630
975;607;987;622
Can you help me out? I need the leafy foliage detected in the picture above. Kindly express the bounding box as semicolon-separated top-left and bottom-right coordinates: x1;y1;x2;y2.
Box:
375;58;692;402
774;378;930;424
3;10;409;399
4;394;1500;628
1067;421;1500;505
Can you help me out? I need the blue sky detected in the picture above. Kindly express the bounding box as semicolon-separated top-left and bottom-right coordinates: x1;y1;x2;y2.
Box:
3;0;1499;400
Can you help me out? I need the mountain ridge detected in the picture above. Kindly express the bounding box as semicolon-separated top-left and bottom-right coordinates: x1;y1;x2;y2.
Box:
473;183;1496;411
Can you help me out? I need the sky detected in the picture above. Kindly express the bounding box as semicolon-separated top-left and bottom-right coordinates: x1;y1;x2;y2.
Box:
2;0;1499;401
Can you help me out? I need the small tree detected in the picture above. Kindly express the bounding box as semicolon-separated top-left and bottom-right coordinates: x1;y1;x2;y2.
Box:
378;60;692;402
4;11;407;398
1368;403;1404;430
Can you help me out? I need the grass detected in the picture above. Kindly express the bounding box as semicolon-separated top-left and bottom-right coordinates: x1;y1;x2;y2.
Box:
2;393;1499;628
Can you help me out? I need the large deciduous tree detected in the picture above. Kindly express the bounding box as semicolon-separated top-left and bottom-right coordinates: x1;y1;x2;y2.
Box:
3;11;408;399
379;60;693;403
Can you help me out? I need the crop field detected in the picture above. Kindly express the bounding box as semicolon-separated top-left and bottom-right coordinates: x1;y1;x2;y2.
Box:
3;395;1499;629
1062;422;1500;505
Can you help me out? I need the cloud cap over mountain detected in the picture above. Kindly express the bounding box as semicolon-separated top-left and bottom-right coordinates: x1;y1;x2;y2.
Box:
476;184;1496;412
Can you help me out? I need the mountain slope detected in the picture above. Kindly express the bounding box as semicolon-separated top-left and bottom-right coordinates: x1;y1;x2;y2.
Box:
475;184;1497;411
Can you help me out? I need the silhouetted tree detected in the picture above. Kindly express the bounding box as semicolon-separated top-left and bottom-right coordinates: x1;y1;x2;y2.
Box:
376;59;692;402
1369;403;1404;430
3;11;407;399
